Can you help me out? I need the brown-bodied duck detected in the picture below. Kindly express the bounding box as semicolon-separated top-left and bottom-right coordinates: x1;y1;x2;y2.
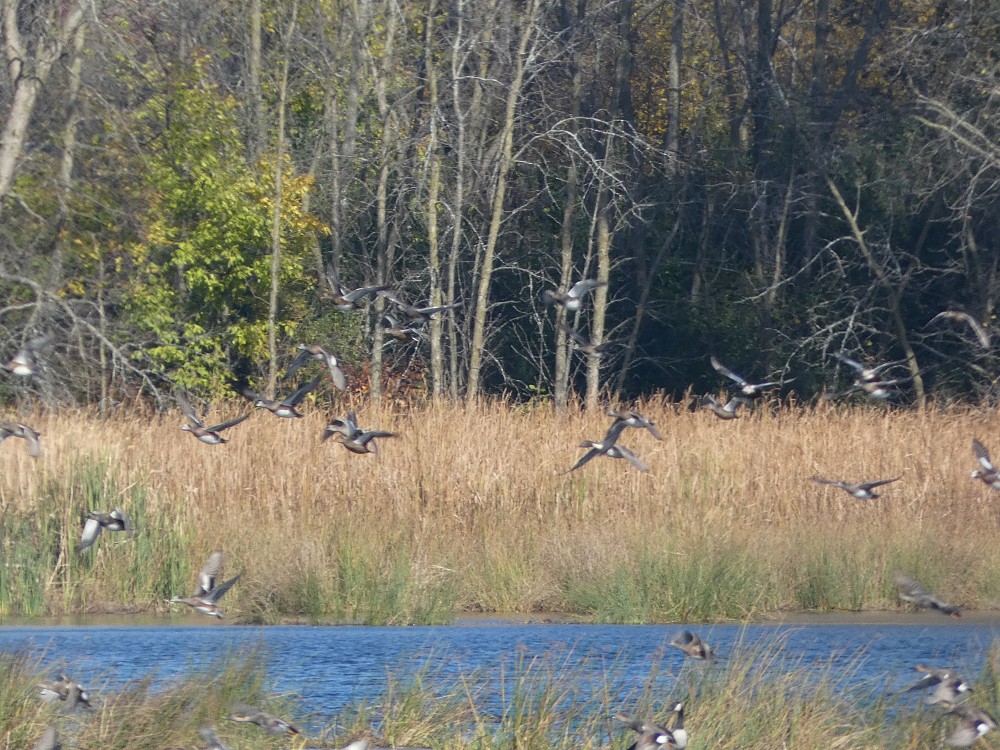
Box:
0;422;41;458
383;314;425;343
179;395;250;445
710;355;788;401
1;335;50;377
899;665;972;707
542;279;606;312
39;675;91;709
384;294;462;323
608;409;664;441
79;508;132;553
971;439;1000;491
670;630;713;660
323;264;390;312
228;704;300;735
945;704;997;747
168;550;242;619
697;394;743;420
894;572;960;617
243;376;320;418
558;321;618;356
568;420;648;473
615;702;687;750
810;475;901;500
825;354;905;400
285;344;347;391
323;411;397;455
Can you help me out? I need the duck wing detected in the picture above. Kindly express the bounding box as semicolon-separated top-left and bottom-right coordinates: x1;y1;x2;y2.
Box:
195;551;224;597
79;517;103;552
283;376;321;407
973;439;995;472
615;445;650;473
710;356;749;387
283;349;313;381
206;573;242;603
859;476;901;491
568;279;606;298
206;413;251;433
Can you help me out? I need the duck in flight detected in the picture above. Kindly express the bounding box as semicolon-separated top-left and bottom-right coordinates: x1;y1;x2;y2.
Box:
167;550;242;618
243;377;320;418
809;475;901;500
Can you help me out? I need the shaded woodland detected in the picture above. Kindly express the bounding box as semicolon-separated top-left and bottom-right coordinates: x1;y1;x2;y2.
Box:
1;0;998;408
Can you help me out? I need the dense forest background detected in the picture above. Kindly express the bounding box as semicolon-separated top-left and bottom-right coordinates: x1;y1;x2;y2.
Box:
1;0;998;409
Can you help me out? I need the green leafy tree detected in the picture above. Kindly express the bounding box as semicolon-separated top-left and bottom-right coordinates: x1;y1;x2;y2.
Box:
123;56;323;394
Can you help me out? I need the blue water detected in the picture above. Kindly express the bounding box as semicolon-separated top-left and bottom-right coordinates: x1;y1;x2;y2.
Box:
5;618;1000;725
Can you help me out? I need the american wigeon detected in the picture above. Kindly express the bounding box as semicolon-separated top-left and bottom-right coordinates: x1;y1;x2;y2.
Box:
323;411;397;455
557;321;617;356
697;394;743;420
568;420;648;473
710;356;788;400
243;377;320;418
228;704;300;735
39;675;91;709
286;344;347;391
894;572;960;617
542;279;606;312
614;715;674;750
168;550;241;619
179;395;250;445
382;314;425;342
971;439;1000;491
810;475;901;500
608;409;664;440
825;354;904;400
79;508;132;553
0;422;41;457
670;630;713;660
945;705;997;747
1;335;50;377
384;294;462;322
323;264;390;311
899;665;972;708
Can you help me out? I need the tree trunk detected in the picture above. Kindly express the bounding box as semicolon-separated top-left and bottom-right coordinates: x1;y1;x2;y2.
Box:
267;1;298;394
465;0;541;402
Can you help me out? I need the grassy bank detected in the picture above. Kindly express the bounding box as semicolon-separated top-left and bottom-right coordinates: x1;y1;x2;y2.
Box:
6;637;1000;749
0;400;999;622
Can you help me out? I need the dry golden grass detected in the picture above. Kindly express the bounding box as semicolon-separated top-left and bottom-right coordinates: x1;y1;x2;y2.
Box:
2;398;999;620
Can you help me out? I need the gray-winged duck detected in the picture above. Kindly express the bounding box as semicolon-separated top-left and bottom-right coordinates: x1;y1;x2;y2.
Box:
385;294;462;322
558;321;617;356
79;508;132;553
228;703;300;735
168;550;242;618
0;422;41;457
608;409;664;441
179;395;250;445
323;411;397;455
244;376;320;418
810;475;901;500
971;439;1000;491
697;394;743;420
569;420;648;473
710;356;787;401
899;665;972;707
542;279;606;312
945;705;997;747
285;344;347;391
670;630;713;659
39;675;91;709
1;335;50;377
324;264;390;312
894;572;960;617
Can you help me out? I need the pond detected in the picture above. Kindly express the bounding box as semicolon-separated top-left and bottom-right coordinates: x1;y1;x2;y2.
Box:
5;611;1000;728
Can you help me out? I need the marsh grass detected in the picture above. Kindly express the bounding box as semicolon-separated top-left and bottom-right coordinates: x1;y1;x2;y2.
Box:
1;400;999;622
4;637;1000;749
